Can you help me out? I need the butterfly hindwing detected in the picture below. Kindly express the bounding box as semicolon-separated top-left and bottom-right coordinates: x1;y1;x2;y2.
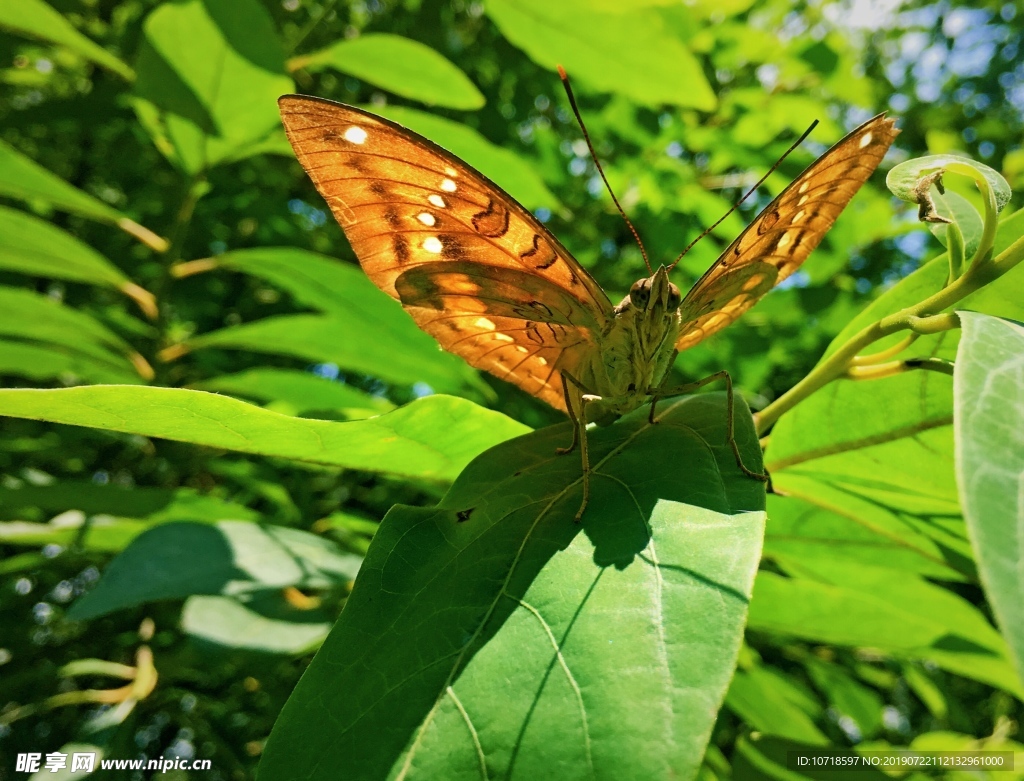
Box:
278;95;613;410
675;113;900;350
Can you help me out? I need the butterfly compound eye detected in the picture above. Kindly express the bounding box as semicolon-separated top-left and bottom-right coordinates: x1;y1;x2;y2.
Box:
667;283;682;310
629;278;651;308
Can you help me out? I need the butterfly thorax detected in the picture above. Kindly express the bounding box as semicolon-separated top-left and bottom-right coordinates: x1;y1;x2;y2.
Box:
578;266;682;425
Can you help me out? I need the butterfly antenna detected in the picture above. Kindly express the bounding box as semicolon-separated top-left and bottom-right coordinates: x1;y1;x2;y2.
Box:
668;119;819;272
558;65;652;274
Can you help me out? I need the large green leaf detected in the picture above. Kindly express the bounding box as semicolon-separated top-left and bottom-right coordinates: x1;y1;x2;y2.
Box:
192;368;392;416
487;0;716;110
69;520;361;620
0;0;134;80
0;205;156;316
291;34;485;110
0;141;166;251
0;388;527;482
954;311;1024;686
259;394;766;780
133;0;293;172
370;105;558;209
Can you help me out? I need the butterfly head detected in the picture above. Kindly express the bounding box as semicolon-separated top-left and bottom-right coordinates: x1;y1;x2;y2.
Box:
627;265;682;316
614;265;683;361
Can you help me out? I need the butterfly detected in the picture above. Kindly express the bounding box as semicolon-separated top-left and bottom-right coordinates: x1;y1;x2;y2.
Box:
278;93;899;520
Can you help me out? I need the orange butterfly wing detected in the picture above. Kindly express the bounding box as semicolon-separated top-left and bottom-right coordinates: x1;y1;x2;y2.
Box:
675;113;900;351
278;95;613;411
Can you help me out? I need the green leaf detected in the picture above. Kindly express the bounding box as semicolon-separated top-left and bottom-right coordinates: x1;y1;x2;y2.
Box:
0;480;258;529
192;368;393;416
370;105;558;209
0;205;156;316
887;154;1012;214
0;388;528;482
803;657;883;738
0;340;142;385
725;666;828;744
763;495;970;581
181;594;332;654
928;189;983;260
133;0;293;173
0;517;149;553
184;313;484;397
259;394;766;780
0;286;149;379
292;34;485;110
764;208;1024;565
191;247;392;315
177;248;486;397
901;664;947;719
0;141;166;251
486;0;716;110
0;0;135;80
68;520;361;620
748;570;1024;697
0;205;127;286
954;311;1024;686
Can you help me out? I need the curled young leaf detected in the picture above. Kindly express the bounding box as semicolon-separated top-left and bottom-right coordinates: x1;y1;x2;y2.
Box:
887;153;1012;215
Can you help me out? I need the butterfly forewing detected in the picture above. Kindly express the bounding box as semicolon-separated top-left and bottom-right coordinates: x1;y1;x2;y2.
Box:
675;113;900;350
279;95;612;410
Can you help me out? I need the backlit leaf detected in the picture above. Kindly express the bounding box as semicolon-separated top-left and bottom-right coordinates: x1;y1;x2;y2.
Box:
291;34;485;110
0;388;528;482
954;311;1024;685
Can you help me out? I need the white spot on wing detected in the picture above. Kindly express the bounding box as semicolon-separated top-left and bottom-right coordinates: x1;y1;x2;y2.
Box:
441;178;457;192
428;194;446;208
537;357;547;365
495;333;514;342
474;317;496;330
417;212;436;226
444;166;457;177
343;126;368;144
423;237;443;254
777;233;791;249
798;181;809;194
793;209;806;223
515;345;528;353
859;131;873;148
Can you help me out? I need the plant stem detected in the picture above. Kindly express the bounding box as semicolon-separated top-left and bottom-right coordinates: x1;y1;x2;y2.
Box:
755;231;1024;435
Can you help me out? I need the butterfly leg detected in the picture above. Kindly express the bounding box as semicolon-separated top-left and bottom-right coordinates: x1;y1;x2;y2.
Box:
650;370;769;484
573;391;602;523
649;349;679;424
555;375;581;456
557;371;600;523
